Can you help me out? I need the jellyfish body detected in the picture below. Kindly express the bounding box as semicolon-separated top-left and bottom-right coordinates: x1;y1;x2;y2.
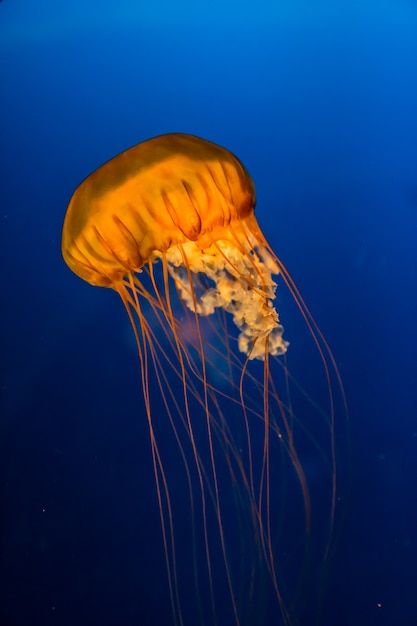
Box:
62;134;344;626
62;133;286;359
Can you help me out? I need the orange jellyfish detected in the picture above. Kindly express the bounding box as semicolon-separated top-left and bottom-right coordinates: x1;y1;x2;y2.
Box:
62;133;346;626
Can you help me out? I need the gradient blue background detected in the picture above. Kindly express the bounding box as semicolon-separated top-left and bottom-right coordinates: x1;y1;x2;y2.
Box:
1;1;417;625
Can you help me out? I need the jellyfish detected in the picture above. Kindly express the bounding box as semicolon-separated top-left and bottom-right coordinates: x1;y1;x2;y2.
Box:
62;133;345;626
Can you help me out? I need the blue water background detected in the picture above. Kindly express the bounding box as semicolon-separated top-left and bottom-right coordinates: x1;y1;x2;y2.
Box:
1;1;417;625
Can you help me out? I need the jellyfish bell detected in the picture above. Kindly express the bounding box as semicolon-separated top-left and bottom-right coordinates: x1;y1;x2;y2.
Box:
62;134;254;281
62;133;346;626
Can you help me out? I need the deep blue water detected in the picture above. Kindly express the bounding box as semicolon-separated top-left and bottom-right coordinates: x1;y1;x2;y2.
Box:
1;1;417;625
